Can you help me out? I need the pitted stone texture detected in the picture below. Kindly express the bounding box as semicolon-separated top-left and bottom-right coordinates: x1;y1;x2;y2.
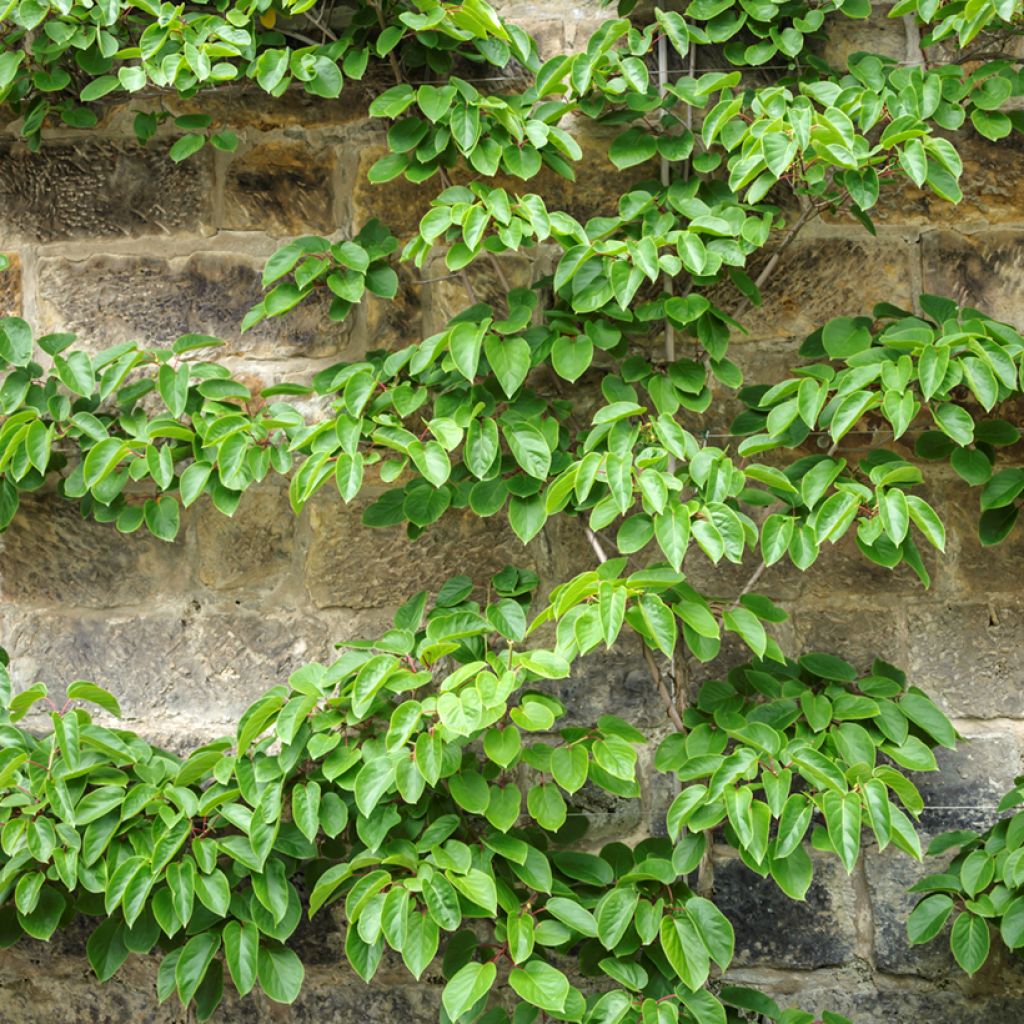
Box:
0;141;212;242
196;487;296;591
847;132;1024;228
791;607;904;674
906;599;1024;718
819;5;909;66
910;729;1023;833
304;495;588;610
0;605;337;732
951;488;1024;594
426;252;536;336
223;141;336;235
0;929;441;1022
36;253;347;360
710;235;915;341
737;973;1024;1023
0;494;187;607
0;251;22;316
922;230;1024;328
866;846;958;977
713;854;857;968
543;646;672;730
360;263;427;350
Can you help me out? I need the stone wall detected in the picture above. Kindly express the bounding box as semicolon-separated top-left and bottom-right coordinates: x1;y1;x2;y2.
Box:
3;4;1024;1022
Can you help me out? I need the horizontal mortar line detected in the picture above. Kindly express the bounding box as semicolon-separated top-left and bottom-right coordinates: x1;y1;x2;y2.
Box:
28;232;306;260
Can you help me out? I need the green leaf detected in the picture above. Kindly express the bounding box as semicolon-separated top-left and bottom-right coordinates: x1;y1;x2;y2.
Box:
257;943;304;1003
484;335;531;397
222;921;259;997
595;887;638;950
442;961;496;1020
907;893;954;945
949;912;990;976
66;681;121;717
509;959;570;1014
87;918;130;982
175;933;220;1006
609;128;657;169
660;913;710;991
527;783;567;831
0;317;33;366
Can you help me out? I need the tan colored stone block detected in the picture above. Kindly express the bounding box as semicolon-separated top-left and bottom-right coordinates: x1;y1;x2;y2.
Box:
0;251;22;316
36;252;350;360
303;491;592;610
907;598;1024;717
921;229;1024;328
196;486;296;590
223;140;336;235
0;140;213;242
710;233;916;340
0;493;187;608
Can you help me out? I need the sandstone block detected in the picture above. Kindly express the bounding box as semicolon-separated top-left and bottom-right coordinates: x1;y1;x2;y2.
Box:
0;494;187;608
303;493;588;610
0;605;338;739
196;486;296;591
713;853;857;968
710;234;916;341
910;729;1023;834
906;599;1024;718
223;141;336;235
36;252;347;360
0;140;213;242
0;251;22;316
922;229;1024;328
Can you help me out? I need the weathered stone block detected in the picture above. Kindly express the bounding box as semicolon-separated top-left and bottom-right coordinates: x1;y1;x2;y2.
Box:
0;251;22;316
710;234;916;341
223;141;336;235
910;729;1023;833
713;854;858;968
0;605;338;739
735;974;1024;1024
359;263;428;349
0;494;187;608
543;645;672;730
0;140;213;242
36;252;347;360
921;229;1024;328
303;493;590;610
906;599;1024;718
196;486;296;591
791;607;904;675
819;6;908;65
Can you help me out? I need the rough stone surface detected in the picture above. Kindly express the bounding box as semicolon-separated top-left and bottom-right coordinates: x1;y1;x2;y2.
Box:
36;253;349;359
0;251;21;315
906;599;1024;717
303;493;587;610
0;493;187;607
713;855;858;968
910;729;1024;833
0;141;213;242
196;486;297;591
223;141;336;235
922;229;1024;328
0;604;337;735
712;234;916;341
